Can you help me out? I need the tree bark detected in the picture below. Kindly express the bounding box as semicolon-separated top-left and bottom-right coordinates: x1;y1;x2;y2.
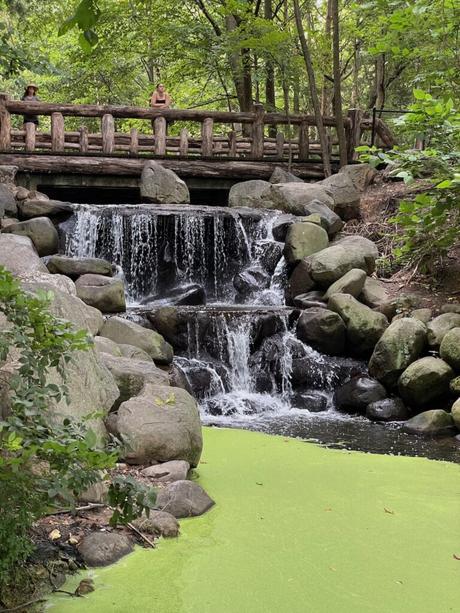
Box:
331;0;347;167
321;0;333;115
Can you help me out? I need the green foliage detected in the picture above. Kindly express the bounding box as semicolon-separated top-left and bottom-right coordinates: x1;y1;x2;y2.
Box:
108;475;157;527
59;0;101;53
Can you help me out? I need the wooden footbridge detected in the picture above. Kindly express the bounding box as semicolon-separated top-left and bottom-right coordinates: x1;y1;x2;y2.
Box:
0;94;393;194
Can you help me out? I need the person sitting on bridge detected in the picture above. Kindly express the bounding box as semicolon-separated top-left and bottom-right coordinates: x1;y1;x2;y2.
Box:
21;83;40;128
150;83;172;109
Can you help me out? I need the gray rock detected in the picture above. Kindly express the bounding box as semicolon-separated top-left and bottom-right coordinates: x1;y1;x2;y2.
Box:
140;160;190;204
283;222;329;265
255;240;283;274
292;290;326;309
451;398;460;429
79;476;109;504
131;511;179;538
47;255;114;278
118;343;152;362
450;376;460;395
334;235;379;268
440;328;460;371
411;308;432;324
338;164;377;192
100;316;173;364
269;167;304;184
335;376;387;412
291;390;329;412
18;199;72;220
328;294;388;355
155;480;214;518
303;199;344;236
141;460;190;482
77;532;133;567
0;233;47;276
366;398;409;422
2;217;58;256
324;269;367;299
286;259;315;302
360;277;390;309
318;171;361;220
115;384;202;466
398;357;454;407
441;303;460;315
228;180;271;208
266;182;335;215
14;186;29;201
76;274;126;313
272;214;297;242
94;336;123;357
427;314;460;347
0;184;16;216
402;410;455;436
0;165;18;184
368;318;427;387
296;307;346;355
234;266;270;296
375;293;420;320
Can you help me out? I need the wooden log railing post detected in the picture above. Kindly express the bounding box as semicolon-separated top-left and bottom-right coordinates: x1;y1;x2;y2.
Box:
346;108;363;162
251;103;265;159
0;93;11;151
298;120;310;161
102;113;115;154
79;126;89;153
25;122;36;152
129;128;139;156
154;117;166;156
179;128;189;156
276;132;285;158
228;130;237;157
201;118;214;157
51;112;65;152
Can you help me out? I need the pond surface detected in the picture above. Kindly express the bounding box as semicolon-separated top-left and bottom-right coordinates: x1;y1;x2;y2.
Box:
50;427;460;613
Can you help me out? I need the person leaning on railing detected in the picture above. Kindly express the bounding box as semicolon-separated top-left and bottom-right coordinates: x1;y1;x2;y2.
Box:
21;83;40;128
149;83;174;132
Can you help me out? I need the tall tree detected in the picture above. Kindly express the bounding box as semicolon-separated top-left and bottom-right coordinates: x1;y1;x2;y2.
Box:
331;0;347;167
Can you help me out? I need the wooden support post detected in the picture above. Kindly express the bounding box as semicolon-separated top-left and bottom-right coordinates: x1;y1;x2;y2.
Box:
79;126;89;153
0;93;11;151
228;130;237;157
51;112;65;152
179;128;189;156
251;103;265;159
276;132;285;158
129;128;139;155
102;113;115;154
154;117;166;156
201;118;214;157
298;121;310;161
346;108;363;162
25;122;36;152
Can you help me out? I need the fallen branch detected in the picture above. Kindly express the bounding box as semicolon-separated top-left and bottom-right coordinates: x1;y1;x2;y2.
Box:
46;503;106;516
127;522;156;548
0;598;47;612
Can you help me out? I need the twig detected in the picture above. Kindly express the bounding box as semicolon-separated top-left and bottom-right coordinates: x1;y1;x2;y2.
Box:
127;522;156;548
51;590;79;598
46;503;106;516
0;598;47;612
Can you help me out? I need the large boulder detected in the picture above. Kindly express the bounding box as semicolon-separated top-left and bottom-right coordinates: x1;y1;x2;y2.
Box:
335;376;387;412
368;318;427;387
318;171;361;220
360;277;390;309
147;307;191;350
0;234;47;276
100;316;173;364
398;357;454;407
76;274;126;313
46;255;114;278
402;410;455;436
286;259;315;302
118;343;152;362
265;183;335;215
255;240;283;274
324;269;367;299
0;184;16;217
140;161;190;204
114;384;202;466
234;266;270;296
296;308;346;355
338;164;377;192
283;222;329;265
131;511;179;538
155;480;214;518
303;200;344;236
77;532;133;567
427;314;460;348
366;398;409;422
269;167;303;184
451;398;460;430
141;460;190;482
228;180;271;208
272;214;297;242
18;199;73;220
328;294;388;355
440;328;460;371
94;336;123;357
1;217;58;256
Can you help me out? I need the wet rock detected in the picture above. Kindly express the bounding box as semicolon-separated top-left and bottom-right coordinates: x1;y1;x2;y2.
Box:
286;259;315;302
77;532;133;567
228;179;271;208
140;160;190;204
292;290;326;308
2;217;58;256
450;376;460;395
291;390;328;412
398;357;454;407
440;328;460;371
441;303;460;315
131;511;179;538
296;307;346;356
0;233;47;276
116;384;202;466
366;398;409;422
141;460;190;482
234;266;270;296
76;274;126;313
205;398;237;416
427;314;460;348
328;294;388;355
94;336;123;357
181;363;225;399
368;318;427;387
0;183;17;216
269;167;304;183
169;364;194;394
402;410;455;436
47;255;114;278
272;214;297;242
147;306;191;350
324;269;367;299
335;376;387;412
255;240;283;274
360;277;391;309
100;316;173;364
251;313;284;350
266;182;335;215
303;200;344;236
18;199;73;220
253;371;274;393
155;480;215;518
283;222;329;265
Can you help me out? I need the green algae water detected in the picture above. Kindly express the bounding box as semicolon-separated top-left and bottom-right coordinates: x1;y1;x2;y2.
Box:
50;428;460;613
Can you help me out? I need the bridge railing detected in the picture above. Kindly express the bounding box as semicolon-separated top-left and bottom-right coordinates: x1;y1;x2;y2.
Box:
0;94;393;164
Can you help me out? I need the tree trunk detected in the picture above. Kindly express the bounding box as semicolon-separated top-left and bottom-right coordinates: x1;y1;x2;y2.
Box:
293;0;332;176
264;0;276;136
320;0;333;115
331;0;347;167
369;53;385;109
